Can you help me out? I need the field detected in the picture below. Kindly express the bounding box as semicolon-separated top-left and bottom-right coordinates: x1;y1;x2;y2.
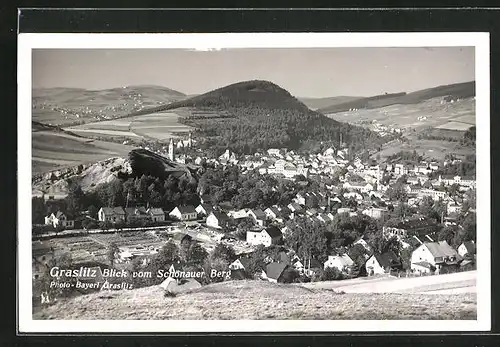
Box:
64;112;193;142
32;130;134;174
32;86;186;127
33;277;476;320
375;138;474;161
326;97;475;132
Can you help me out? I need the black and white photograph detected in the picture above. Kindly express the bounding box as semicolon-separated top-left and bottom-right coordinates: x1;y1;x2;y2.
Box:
18;33;490;332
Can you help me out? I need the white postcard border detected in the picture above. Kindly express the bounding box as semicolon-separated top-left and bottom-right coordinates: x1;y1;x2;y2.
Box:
18;32;491;333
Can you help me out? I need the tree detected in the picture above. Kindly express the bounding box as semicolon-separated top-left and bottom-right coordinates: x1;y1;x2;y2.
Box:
107;242;119;267
180;242;208;269
32;197;47;224
320;267;345;281
211;244;237;264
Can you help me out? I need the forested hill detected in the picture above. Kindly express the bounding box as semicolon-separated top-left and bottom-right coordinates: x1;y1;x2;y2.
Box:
129;80;387;156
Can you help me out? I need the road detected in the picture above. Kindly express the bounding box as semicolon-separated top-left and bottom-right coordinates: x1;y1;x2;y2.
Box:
300;270;476;294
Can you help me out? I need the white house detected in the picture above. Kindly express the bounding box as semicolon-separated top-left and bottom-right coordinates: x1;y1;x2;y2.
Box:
247;209;267;227
323;254;354;272
206;212;229;229
365;251;402;276
98;207;126;223
195;204;213;217
169;206;198;221
362;207;389;220
411;241;460;274
44;211;74;229
264;207;283;222
246;226;283;247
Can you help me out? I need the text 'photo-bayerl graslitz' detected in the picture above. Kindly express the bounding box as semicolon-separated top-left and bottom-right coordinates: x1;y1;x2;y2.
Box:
30;43;480;323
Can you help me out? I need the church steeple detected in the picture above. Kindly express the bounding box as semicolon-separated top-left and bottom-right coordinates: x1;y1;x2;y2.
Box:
168;138;174;161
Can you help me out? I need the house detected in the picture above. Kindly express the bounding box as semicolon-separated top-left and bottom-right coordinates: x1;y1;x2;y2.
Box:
44;211;75;229
365;250;402;276
246;226;283;247
410;241;460;274
124;206;150;223
247;209;267;227
229;257;251;271
263;262;289;283
324;254;354;273
195;204;213;217
362;207;389;220
458;241;476;258
287;203;304;213
383;217;439;239
265;207;284;222
98;207;126;223
206;211;230;229
169;206;198;221
147;208;165;223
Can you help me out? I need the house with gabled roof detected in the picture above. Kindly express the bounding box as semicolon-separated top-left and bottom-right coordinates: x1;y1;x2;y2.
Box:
125;206;150;223
195;203;213;217
206;211;230;229
246;226;283;247
169;206;198;221
458;240;476;258
44;211;74;229
324;254;354;273
147;208;165;222
265;207;283;222
365;250;402;275
247;209;267;227
98;207;126;223
411;240;460;274
262;262;289;283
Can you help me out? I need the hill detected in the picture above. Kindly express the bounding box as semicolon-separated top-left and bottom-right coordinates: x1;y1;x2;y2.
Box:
33;279;476;320
32;85;187;127
32;148;196;197
319;81;475;114
299;96;363;110
128;80;386;156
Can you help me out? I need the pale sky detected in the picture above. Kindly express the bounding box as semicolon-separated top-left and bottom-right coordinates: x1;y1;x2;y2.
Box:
32;47;475;98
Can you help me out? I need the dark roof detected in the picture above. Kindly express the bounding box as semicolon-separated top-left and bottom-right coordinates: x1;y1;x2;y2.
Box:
211;211;230;221
175;205;197;214
280;207;292;216
198;204;213;213
267;207;281;216
373;250;401;269
251;209;266;219
173;233;193;243
100;207;125;215
230;269;247;280
265;262;288;280
462;241;476;254
389;217;438;230
277;251;291;265
264;226;282;239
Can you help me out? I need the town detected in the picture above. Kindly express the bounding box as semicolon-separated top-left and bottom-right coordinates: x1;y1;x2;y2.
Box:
32;131;477;305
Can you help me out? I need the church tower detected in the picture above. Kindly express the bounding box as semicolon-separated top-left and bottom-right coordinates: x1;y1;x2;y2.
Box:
168;138;175;161
188;132;193;148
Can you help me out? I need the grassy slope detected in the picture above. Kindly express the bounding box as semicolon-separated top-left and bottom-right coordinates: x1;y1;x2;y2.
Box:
33;280;476;320
319;81;475;114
